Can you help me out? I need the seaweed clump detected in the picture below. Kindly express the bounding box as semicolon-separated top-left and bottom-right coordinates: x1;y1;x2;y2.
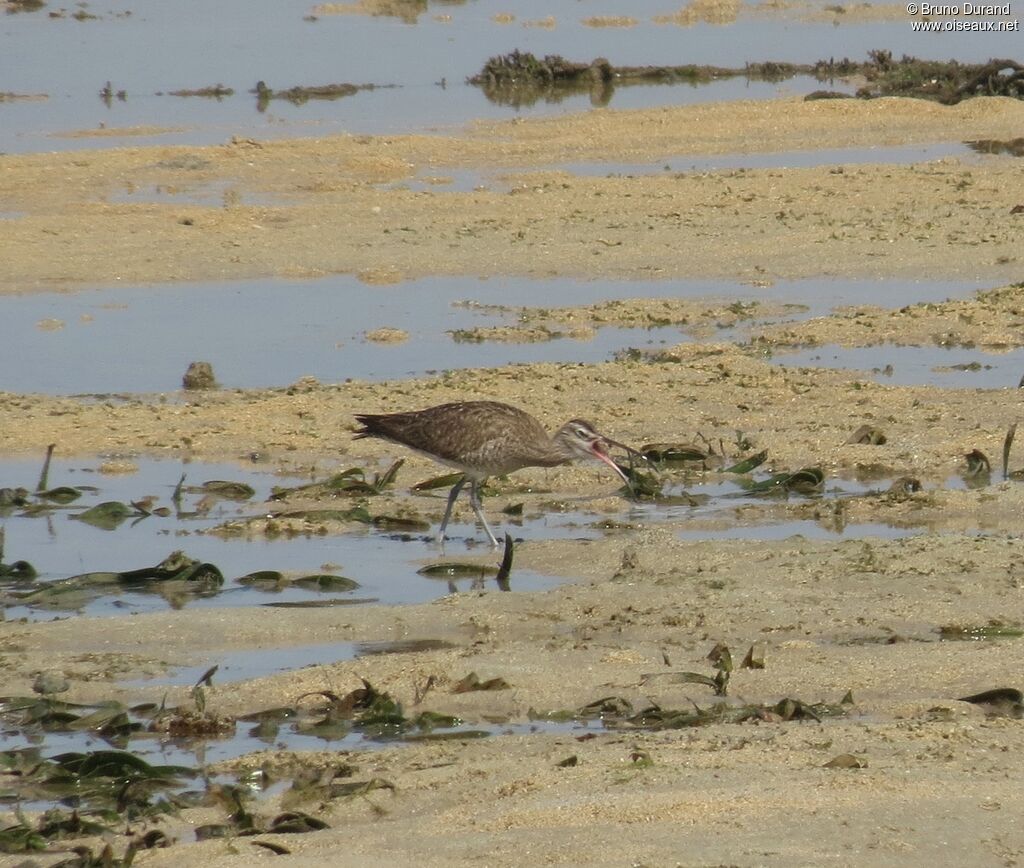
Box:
468;49;1024;107
852;50;1024;104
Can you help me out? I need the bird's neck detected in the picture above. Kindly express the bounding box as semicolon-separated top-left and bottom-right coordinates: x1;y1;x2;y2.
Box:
542;434;578;466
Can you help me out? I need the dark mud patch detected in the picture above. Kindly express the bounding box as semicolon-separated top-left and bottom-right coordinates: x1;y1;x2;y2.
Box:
469;51;842;108
965;136;1024;157
3;0;46;12
851;51;1024;103
253;80;392;111
310;0;439;25
167;84;235;100
0;90;46;101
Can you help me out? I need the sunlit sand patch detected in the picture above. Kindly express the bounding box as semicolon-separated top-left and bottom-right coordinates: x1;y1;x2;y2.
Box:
786;0;920;22
449;297;800;344
653;0;741;25
312;0;428;23
364;327;410;344
0;91;47;102
581;15;638;27
98;460;140;475
357;266;405;285
51;125;185;139
753;286;1024;350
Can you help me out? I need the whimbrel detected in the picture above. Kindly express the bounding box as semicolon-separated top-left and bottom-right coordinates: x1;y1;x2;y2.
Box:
354;400;637;547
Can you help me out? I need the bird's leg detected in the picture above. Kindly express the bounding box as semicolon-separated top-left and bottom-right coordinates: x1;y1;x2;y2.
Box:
468;479;500;549
437;476;467;547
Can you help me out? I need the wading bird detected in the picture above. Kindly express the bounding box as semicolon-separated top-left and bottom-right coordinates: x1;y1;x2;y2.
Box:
354;400;638;547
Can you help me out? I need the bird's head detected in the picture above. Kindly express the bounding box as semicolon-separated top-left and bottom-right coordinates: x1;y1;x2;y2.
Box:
556;419;640;483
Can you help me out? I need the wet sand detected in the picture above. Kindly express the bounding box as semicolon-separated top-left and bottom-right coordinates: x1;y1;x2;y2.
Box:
1;97;1023;291
2;94;1024;865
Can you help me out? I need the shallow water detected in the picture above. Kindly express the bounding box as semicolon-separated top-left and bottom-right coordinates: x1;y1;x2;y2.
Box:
559;142;976;177
2;0;1019;154
771;343;1024;389
1;710;592;812
1;453;964;624
1;453;949;621
0;455;583;621
0;452;992;817
0;275;987;395
629;473;928;541
121;638;457;688
395;142;978;192
674;520;919;541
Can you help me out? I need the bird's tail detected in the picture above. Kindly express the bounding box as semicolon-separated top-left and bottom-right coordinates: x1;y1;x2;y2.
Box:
352;414;382;439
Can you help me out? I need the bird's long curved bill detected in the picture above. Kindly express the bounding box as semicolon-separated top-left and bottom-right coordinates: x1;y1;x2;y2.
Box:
590;436;645;483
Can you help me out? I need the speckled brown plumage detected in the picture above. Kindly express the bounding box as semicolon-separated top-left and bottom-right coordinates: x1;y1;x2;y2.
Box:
356;401;582;478
354;400;633;547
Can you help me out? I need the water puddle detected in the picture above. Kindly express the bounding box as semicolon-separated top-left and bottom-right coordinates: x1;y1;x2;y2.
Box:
558;142;975;177
769;343;1024;389
390;142;976;194
620;473;925;541
675;519;919;542
0;693;594;822
1;452;952;621
122;638;457;688
964;137;1024;157
0;275;985;395
0;455;578;621
124;643;362;689
109;179;280;208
